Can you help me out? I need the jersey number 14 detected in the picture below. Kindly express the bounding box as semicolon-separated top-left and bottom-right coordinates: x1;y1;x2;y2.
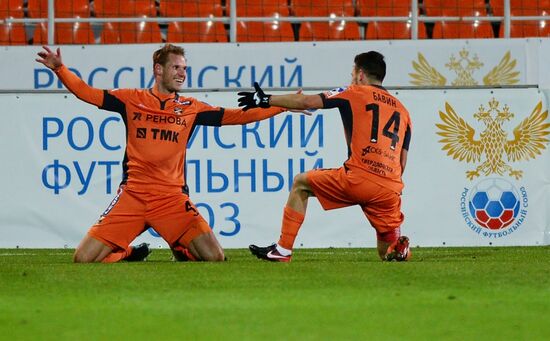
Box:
366;103;401;150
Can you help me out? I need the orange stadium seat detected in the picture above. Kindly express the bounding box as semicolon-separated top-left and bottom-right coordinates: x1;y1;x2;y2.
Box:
26;0;46;44
424;0;488;16
159;0;227;42
26;0;47;18
0;0;27;45
94;0;161;44
55;0;94;44
28;0;95;44
491;0;550;37
359;0;413;17
93;0;121;44
226;0;294;42
424;0;495;38
96;22;120;44
0;0;24;17
291;0;360;41
31;22;47;44
120;21;162;44
358;0;427;39
431;20;494;38
0;22;26;45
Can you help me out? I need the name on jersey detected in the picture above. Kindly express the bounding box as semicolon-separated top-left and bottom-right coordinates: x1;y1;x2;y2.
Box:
372;91;397;108
136;127;179;143
132;112;187;127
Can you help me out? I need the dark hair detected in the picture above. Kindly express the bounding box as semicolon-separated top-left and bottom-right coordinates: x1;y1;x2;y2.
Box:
354;51;386;82
153;44;185;67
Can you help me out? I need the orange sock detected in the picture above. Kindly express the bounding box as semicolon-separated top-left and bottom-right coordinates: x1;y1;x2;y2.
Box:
277;206;305;251
101;247;132;263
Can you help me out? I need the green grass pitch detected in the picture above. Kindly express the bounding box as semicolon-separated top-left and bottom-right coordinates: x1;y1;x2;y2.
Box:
1;246;549;340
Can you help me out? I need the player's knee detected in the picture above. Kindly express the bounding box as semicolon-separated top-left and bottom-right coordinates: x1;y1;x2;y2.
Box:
73;249;93;263
292;173;307;187
291;173;310;194
204;248;225;262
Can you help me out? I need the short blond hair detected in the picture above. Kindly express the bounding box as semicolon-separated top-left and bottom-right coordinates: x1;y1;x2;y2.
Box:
153;44;185;67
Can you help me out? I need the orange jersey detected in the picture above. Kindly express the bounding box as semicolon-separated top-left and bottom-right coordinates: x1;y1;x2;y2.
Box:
55;65;284;193
321;84;412;193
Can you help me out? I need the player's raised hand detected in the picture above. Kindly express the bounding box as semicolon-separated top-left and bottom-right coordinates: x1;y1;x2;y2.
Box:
237;82;271;111
36;46;63;70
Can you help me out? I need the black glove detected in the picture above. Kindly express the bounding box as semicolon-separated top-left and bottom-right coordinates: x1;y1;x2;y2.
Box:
237;82;271;111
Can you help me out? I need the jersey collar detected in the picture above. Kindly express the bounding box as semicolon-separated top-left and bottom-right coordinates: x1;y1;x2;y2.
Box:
151;84;179;101
370;84;388;92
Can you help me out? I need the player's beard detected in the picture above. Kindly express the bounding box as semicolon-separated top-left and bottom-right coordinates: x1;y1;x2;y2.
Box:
350;72;359;85
161;75;183;93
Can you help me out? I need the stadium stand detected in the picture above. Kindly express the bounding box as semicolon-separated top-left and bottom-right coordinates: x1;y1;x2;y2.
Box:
358;0;428;39
91;0;122;44
227;0;295;42
2;0;550;44
54;0;94;44
26;0;48;44
424;0;495;38
159;0;228;43
491;0;550;37
94;0;161;44
291;0;361;41
0;0;26;45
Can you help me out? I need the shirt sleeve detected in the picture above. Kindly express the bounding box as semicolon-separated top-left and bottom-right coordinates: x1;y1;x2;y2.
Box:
194;101;225;126
101;89;131;115
320;87;352;110
403;124;412;151
54;65;104;107
220;107;286;125
194;100;286;126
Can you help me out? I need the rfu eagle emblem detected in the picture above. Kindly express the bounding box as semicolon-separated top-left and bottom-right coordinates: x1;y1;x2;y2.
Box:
410;49;519;86
436;99;550;180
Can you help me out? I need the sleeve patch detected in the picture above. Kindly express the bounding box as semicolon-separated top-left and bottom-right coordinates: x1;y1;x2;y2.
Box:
323;86;347;98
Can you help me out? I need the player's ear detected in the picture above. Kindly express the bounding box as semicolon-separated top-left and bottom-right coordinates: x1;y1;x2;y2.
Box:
154;63;163;76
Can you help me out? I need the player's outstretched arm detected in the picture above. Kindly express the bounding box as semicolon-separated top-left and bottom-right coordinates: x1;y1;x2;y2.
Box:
221;86;312;125
238;82;323;111
221;104;293;125
35;46;104;107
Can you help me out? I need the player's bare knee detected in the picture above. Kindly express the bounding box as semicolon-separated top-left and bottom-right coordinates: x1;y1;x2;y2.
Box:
292;173;307;187
291;174;309;195
73;249;93;263
200;247;224;262
208;248;225;262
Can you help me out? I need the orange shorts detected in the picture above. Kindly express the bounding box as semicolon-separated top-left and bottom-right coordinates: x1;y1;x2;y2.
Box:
88;186;211;251
306;167;404;234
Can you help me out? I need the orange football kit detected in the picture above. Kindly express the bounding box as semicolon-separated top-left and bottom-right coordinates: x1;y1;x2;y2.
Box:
288;84;412;245
55;65;285;252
